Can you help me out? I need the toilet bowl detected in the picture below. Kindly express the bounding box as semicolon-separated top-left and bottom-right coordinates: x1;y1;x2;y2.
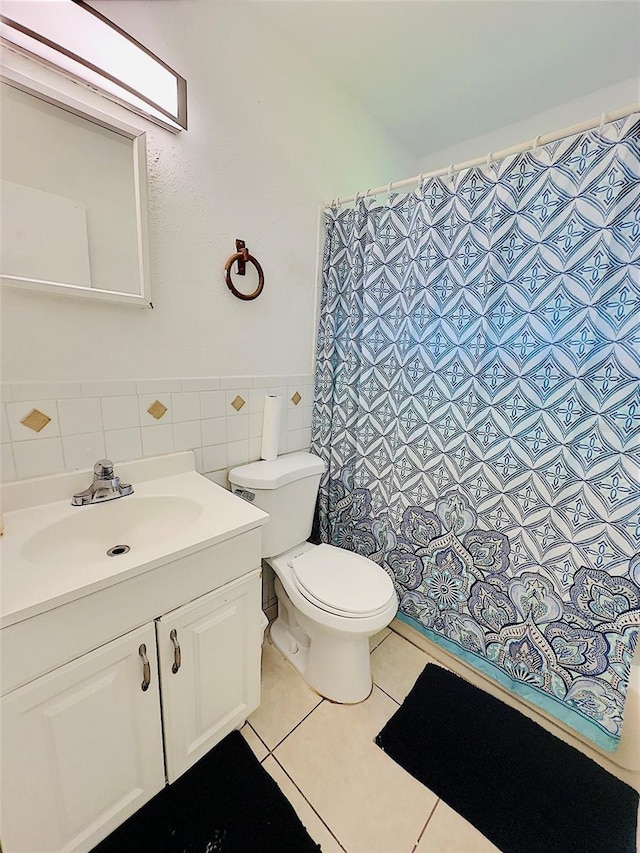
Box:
228;453;399;703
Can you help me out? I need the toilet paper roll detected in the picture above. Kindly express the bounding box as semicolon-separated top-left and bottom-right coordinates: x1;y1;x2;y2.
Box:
261;395;282;461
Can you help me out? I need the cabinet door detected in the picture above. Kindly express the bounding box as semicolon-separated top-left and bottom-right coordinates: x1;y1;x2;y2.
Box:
0;622;165;853
157;570;262;783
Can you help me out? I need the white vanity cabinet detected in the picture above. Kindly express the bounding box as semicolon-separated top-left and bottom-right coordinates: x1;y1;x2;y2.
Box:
1;562;263;853
1;622;166;853
157;572;262;783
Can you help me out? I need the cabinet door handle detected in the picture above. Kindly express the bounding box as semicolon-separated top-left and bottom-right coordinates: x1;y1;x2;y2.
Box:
170;629;181;674
139;643;151;691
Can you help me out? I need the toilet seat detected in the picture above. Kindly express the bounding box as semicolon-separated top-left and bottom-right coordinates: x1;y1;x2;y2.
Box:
289;544;396;618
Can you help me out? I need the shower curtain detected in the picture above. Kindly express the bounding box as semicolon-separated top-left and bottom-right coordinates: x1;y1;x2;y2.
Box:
311;113;640;750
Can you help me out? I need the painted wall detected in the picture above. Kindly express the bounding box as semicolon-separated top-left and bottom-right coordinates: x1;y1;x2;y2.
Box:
418;78;639;173
0;0;416;383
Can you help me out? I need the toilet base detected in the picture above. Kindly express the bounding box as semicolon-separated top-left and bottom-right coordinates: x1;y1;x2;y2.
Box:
270;577;376;704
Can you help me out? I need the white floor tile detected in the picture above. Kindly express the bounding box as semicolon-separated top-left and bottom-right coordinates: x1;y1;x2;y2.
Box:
369;627;391;651
240;722;269;762
415;801;501;853
274;686;437;853
262;757;345;853
249;638;322;749
371;631;435;703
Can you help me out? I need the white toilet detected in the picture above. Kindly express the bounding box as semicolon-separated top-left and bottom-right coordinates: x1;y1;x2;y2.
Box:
228;452;398;703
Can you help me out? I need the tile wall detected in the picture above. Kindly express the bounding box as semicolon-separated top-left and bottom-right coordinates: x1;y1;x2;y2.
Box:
0;374;314;485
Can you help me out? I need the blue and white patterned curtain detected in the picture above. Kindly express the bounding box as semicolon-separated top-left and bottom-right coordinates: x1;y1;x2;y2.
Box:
311;114;640;750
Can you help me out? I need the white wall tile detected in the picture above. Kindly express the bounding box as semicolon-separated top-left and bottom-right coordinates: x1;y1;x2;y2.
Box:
81;380;137;397
253;376;284;388
202;417;226;446
136;379;182;394
139;394;172;425
249;437;261;459
62;432;106;472
287;408;303;431
105;428;143;462
286;430;305;453
302;406;313;428
249;389;268;414
201;391;226;419
301;427;312;447
181;377;220;392
202;444;227;472
220;376;254;390
101;396;140;431
1;444;16;481
173;420;202;451
227;414;249;442
249;412;263;438
58;398;102;436
227;439;249;467
142;424;174;456
0;385;13;403
171;392;201;422
10;382;81;401
7;400;60;441
13;438;64;478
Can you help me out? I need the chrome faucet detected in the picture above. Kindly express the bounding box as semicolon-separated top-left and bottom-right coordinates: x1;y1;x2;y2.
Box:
71;459;134;506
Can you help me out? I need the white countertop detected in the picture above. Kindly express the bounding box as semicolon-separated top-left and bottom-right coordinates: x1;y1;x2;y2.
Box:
0;453;269;628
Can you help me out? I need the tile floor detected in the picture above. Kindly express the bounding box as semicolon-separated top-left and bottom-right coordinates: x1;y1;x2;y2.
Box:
241;627;500;853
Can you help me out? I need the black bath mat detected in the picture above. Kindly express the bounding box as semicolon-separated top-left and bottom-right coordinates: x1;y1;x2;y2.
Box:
92;730;320;853
376;664;638;853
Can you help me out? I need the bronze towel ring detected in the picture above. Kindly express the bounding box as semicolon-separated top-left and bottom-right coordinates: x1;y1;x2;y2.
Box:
224;238;264;301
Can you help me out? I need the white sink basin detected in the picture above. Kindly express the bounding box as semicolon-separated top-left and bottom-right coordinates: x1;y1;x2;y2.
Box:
22;495;203;568
0;452;269;627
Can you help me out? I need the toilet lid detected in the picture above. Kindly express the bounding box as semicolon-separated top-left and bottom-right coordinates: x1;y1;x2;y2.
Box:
289;544;396;616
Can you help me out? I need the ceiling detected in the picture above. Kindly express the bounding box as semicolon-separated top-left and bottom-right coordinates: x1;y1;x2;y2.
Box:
252;1;640;159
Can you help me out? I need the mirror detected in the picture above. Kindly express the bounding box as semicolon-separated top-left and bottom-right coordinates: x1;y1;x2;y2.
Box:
0;68;151;307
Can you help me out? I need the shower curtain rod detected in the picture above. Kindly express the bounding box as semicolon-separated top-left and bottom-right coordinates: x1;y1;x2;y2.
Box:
325;102;640;209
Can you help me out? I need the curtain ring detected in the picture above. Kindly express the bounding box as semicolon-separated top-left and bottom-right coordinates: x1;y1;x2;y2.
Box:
353;191;360;206
486;152;492;167
532;135;542;155
447;164;454;185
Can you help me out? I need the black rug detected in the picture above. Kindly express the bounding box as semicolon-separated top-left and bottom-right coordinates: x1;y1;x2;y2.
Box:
376;664;638;853
92;731;320;853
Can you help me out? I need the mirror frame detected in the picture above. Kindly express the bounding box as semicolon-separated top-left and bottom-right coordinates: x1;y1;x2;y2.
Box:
0;65;152;308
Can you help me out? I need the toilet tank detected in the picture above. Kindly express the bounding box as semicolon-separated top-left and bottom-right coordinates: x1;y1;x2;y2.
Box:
228;453;325;558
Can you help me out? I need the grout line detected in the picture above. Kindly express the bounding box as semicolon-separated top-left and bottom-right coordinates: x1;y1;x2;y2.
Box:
268;696;325;752
372;682;401;707
369;630;392;653
271;752;349;852
247;721;270;756
411;798;440;851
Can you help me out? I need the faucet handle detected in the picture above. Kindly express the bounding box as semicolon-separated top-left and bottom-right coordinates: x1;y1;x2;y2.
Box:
94;459;114;478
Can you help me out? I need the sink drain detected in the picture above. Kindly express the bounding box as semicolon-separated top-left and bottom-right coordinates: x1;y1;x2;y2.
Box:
107;544;130;557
